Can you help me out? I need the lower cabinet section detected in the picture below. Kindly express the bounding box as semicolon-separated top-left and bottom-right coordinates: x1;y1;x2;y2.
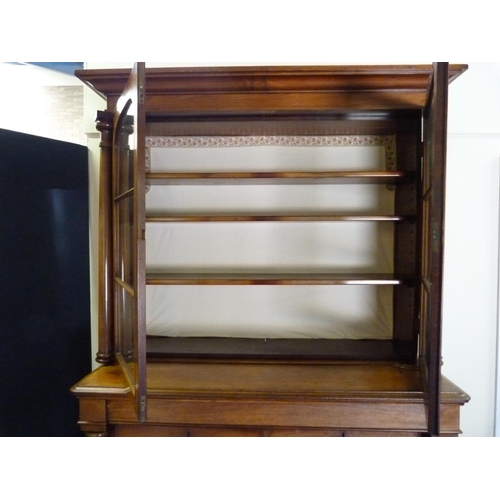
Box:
113;425;421;437
72;363;469;437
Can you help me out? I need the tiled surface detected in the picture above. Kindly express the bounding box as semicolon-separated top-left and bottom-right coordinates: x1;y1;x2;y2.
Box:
39;86;85;145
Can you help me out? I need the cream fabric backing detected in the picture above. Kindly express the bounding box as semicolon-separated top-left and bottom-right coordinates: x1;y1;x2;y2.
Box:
145;137;395;340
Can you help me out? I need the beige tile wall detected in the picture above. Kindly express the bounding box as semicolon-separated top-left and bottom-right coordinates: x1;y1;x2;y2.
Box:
40;86;85;145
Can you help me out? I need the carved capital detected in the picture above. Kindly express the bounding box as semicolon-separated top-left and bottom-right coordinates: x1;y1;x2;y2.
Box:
95;110;114;148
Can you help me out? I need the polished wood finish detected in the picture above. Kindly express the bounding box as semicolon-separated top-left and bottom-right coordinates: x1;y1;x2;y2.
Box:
111;63;147;421
145;272;413;286
73;63;470;436
146;171;413;185
146;214;414;223
72;363;469;436
145;337;414;361
95;111;115;364
421;63;450;435
76;65;468;114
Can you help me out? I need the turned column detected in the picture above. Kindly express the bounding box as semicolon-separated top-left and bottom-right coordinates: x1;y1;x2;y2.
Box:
95;110;114;364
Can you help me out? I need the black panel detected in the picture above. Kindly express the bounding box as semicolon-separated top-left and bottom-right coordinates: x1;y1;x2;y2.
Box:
0;129;91;436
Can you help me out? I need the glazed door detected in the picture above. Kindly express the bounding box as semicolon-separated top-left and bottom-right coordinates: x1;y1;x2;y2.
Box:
420;62;449;436
112;63;147;421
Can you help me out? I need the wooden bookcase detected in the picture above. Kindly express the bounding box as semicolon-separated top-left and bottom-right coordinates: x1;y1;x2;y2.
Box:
72;63;470;436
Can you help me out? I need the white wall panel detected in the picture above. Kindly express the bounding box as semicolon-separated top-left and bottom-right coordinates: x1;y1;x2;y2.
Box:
442;69;500;436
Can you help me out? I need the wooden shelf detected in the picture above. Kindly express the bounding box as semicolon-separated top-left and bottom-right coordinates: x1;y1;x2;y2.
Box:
146;171;414;185
146;337;414;362
146;214;415;223
146;272;414;286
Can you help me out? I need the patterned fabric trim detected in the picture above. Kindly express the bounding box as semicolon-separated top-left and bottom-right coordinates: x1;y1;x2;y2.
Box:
145;135;397;172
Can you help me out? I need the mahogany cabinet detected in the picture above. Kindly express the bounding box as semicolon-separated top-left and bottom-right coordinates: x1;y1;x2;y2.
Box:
72;63;470;436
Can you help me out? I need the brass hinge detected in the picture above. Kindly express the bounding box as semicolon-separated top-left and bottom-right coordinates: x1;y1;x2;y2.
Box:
431;220;441;252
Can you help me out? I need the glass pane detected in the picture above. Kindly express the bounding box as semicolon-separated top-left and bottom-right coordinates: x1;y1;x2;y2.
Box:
112;63;146;420
116;194;134;286
116;282;135;358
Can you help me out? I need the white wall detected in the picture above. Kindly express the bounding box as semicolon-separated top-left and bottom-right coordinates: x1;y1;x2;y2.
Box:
442;63;500;436
82;62;500;436
0;63;85;144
